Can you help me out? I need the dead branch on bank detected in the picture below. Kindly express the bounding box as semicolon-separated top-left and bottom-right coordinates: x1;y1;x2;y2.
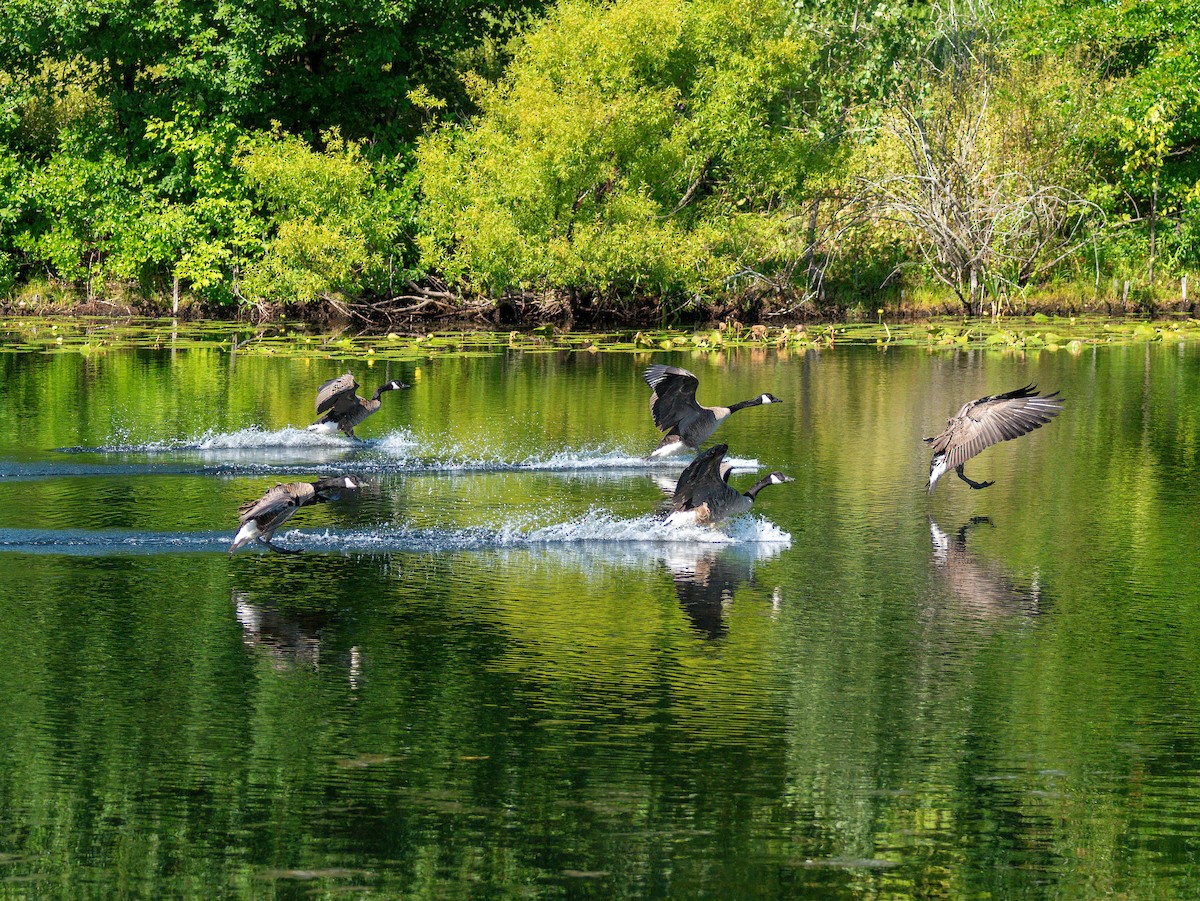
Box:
828;0;1102;315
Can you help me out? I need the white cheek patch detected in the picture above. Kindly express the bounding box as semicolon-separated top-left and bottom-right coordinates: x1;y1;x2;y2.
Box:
760;394;774;404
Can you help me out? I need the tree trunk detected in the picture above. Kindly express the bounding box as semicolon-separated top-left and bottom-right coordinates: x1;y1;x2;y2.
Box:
1149;176;1158;288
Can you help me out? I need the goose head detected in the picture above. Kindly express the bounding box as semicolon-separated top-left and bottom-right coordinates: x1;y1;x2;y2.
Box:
313;476;363;500
373;380;410;399
744;471;794;500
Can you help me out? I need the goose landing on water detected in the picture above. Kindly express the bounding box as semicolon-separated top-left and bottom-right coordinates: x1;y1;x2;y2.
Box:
925;384;1064;494
309;372;409;438
643;364;781;457
230;476;362;555
666;443;793;526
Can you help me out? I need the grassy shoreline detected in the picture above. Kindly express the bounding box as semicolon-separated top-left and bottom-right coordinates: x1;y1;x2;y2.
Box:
3;273;1195;333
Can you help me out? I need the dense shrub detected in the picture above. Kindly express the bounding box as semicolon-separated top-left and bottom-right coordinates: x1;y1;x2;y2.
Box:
235;129;409;306
416;0;826;306
0;0;1195;316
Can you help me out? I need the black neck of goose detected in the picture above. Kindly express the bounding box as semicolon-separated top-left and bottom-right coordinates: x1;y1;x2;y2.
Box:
743;476;776;500
728;397;763;414
373;385;390;400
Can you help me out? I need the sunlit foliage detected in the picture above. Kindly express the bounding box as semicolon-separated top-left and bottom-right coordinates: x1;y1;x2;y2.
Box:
0;0;1195;316
417;0;826;308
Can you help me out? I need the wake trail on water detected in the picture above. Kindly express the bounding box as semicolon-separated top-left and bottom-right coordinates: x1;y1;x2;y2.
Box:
0;513;790;556
0;528;232;555
56;427;760;475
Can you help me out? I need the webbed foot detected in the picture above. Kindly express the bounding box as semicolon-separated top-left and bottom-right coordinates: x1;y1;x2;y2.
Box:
260;538;303;555
955;465;994;490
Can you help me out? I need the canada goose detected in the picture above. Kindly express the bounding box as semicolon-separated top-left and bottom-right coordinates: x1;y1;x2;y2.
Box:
925;384;1064;494
666;443;793;525
310;372;409;438
230;476;361;555
643;364;781;457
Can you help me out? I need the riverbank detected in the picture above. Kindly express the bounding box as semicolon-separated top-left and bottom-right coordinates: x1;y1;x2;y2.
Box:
3;274;1194;333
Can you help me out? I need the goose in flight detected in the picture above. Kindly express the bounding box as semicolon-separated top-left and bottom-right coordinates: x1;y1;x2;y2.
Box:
925;384;1064;494
230;476;362;555
310;372;408;438
666;443;793;526
643;364;781;457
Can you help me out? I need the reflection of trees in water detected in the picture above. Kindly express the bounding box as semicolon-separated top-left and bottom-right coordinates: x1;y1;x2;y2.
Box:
233;590;361;685
928;517;1044;620
662;545;785;640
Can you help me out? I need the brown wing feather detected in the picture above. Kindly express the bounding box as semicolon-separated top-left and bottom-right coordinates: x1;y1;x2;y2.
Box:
944;388;1063;469
671;443;731;512
238;482;314;524
644;365;703;431
316;373;359;414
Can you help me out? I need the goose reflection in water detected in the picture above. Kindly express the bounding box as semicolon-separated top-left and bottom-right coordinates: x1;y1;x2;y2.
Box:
929;517;1044;620
233;591;361;686
663;544;785;640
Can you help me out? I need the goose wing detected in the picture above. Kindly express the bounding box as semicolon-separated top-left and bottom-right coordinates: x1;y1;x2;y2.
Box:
944;385;1064;469
315;373;359;414
238;482;313;524
671;444;732;512
644;365;703;431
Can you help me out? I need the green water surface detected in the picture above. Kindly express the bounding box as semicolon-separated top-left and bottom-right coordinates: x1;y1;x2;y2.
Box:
0;320;1198;898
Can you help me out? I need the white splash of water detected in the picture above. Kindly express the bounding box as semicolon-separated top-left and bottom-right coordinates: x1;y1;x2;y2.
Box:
524;511;790;545
81;425;761;477
286;511;790;553
196;426;354;450
83;425;420;455
371;436;759;474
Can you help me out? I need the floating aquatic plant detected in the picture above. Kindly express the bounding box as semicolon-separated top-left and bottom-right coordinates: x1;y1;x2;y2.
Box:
3;314;1200;359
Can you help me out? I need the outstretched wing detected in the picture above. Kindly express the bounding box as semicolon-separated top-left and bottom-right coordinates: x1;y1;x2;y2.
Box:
945;385;1064;469
315;373;358;414
238;483;307;525
644;365;702;431
671;443;730;513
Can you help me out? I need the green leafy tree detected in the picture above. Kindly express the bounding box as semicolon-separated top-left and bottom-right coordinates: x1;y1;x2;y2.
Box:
417;0;827;311
0;0;546;149
837;2;1105;312
236;128;408;307
0;0;544;305
1008;0;1200;282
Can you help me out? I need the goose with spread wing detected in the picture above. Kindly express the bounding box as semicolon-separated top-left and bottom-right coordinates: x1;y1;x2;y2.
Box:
666;443;793;526
925;385;1064;494
310;372;409;438
230;476;362;555
643;364;781;457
